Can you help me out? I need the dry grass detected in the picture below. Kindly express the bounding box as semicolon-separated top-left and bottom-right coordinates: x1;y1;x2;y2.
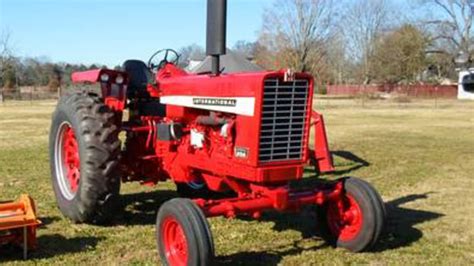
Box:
1;98;474;265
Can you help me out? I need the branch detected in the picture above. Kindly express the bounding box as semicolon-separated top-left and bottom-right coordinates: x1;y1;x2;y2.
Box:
425;49;449;54
434;0;457;22
423;20;457;29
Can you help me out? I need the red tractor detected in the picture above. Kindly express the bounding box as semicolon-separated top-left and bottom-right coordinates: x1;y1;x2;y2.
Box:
49;0;385;264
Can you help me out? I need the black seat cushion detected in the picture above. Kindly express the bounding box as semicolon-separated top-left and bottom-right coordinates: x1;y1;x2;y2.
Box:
122;60;153;97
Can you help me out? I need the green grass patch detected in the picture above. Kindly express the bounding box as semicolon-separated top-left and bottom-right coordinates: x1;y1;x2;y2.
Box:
1;99;474;265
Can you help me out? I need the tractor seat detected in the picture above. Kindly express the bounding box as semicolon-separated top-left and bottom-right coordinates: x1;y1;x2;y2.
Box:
122;60;153;97
122;59;166;117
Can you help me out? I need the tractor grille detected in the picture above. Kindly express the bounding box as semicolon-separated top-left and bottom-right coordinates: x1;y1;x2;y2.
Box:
259;78;310;162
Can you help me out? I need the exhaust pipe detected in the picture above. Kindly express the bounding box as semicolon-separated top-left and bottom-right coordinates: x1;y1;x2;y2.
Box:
206;0;227;75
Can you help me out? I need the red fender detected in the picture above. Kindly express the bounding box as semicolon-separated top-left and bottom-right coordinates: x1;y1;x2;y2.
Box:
71;68;128;111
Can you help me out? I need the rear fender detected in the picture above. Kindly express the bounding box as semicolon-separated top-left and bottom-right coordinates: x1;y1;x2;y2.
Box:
71;68;128;111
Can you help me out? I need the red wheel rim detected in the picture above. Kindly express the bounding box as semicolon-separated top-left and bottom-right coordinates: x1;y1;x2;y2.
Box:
162;216;188;266
327;194;363;241
62;125;80;193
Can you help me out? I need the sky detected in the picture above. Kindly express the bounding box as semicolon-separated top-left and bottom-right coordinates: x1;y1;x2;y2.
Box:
0;0;457;67
0;0;272;66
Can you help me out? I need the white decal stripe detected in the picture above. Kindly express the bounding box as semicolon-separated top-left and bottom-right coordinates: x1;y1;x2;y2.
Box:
160;96;255;116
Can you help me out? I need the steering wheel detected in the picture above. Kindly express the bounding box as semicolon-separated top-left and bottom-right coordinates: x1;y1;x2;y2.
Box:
147;49;180;72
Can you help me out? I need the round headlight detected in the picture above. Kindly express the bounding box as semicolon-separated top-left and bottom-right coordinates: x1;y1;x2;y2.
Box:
115;75;124;84
100;73;109;82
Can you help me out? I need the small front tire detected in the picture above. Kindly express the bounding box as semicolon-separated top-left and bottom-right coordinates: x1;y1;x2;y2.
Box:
156;198;214;266
317;177;385;252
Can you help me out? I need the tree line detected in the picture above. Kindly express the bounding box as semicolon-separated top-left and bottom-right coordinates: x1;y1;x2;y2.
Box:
179;0;473;87
0;31;110;91
254;0;473;86
1;0;472;91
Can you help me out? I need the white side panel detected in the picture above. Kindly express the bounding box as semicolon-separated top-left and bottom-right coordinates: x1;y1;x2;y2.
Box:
160;96;256;116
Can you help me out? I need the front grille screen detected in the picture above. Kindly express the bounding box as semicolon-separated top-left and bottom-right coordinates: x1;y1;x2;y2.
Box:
259;78;310;162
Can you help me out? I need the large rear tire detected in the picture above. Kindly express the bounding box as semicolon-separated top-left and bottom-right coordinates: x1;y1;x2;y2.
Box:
49;92;121;224
317;177;385;252
156;198;214;266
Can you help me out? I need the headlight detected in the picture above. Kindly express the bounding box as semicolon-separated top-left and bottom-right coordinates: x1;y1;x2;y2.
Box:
100;73;109;82
115;75;124;84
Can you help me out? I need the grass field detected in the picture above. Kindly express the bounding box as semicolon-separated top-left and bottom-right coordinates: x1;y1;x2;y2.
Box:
1;98;473;265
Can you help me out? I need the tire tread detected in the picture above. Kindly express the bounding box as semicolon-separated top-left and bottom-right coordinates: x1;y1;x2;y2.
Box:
50;92;121;224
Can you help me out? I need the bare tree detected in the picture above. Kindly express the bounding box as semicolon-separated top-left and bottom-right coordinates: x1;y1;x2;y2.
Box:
324;32;350;84
0;31;12;57
344;0;392;84
177;44;205;68
0;30;15;100
257;0;336;75
233;40;257;60
0;30;13;70
424;0;473;55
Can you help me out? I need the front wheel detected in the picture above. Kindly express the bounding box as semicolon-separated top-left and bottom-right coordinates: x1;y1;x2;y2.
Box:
317;177;385;252
156;198;214;266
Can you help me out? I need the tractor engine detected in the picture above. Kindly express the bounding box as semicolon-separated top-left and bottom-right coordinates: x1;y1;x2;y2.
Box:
121;66;315;191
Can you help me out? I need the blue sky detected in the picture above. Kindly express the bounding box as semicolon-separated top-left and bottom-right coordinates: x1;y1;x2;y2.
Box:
0;0;272;66
0;0;453;67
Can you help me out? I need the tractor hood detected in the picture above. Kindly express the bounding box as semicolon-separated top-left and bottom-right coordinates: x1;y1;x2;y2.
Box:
155;69;312;117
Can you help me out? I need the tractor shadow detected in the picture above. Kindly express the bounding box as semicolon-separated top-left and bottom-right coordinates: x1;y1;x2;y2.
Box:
221;192;443;265
372;192;444;252
304;150;370;177
115;189;179;225
0;234;104;262
217;240;327;266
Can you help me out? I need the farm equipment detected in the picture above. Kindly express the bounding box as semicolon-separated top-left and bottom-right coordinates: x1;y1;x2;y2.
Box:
49;0;385;264
0;194;41;259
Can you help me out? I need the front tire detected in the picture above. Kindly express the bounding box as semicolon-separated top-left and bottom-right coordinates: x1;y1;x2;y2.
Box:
156;198;214;266
49;92;121;223
317;177;385;252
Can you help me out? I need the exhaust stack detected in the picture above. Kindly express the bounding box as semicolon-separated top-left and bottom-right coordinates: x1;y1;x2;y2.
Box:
206;0;227;75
